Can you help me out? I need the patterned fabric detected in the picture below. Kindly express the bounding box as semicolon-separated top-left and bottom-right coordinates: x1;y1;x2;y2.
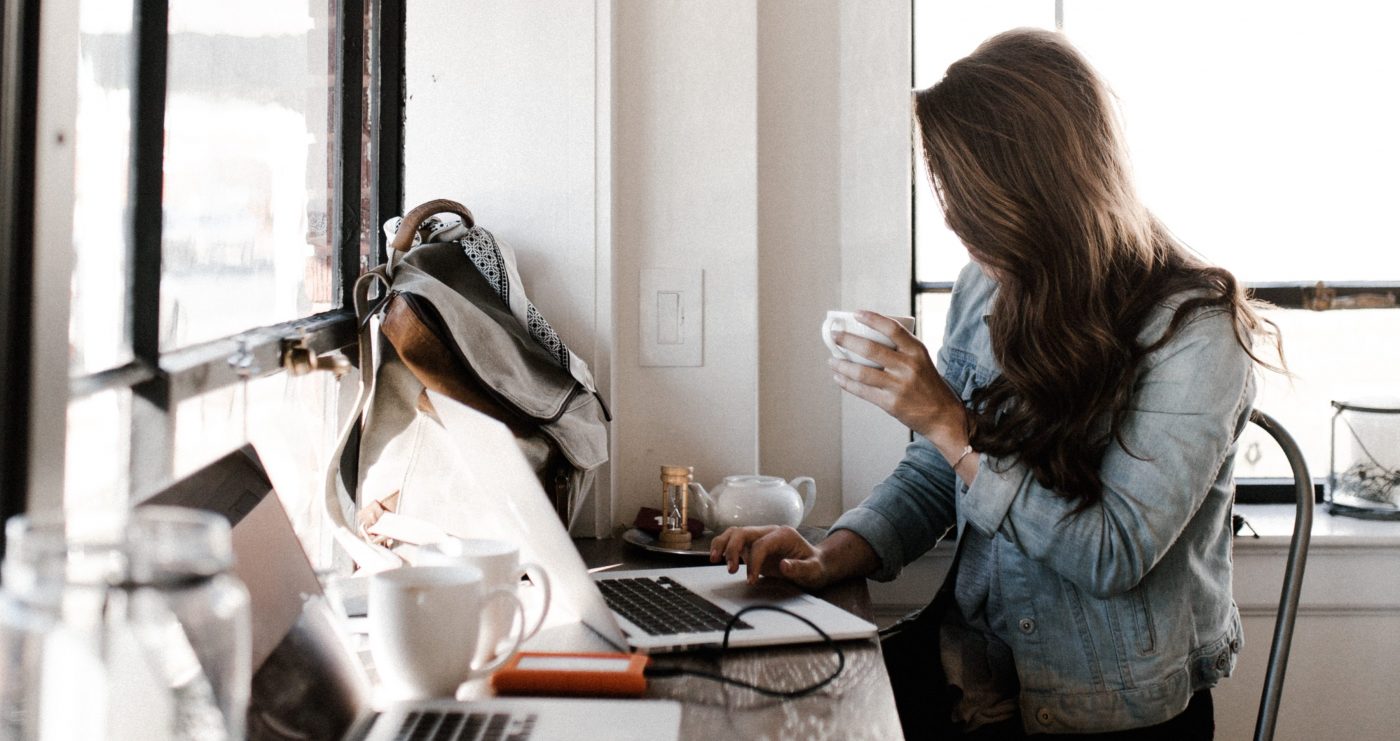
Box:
459;226;570;372
526;305;570;369
459;226;511;307
384;213;579;380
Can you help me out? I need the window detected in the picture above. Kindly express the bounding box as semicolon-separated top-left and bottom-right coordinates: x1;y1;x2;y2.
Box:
912;0;1400;491
1;0;44;541
57;0;404;532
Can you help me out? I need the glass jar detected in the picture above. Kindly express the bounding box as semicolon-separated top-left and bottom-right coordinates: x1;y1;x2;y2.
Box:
0;506;250;740
1328;398;1400;519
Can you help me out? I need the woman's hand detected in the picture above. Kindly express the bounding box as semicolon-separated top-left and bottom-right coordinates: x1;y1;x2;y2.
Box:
709;526;880;591
710;526;831;589
829;310;967;443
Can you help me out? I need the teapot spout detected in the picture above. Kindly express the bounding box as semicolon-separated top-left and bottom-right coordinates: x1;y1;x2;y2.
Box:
687;482;716;531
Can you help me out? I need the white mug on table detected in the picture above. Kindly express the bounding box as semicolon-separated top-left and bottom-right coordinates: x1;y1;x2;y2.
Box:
415;537;553;661
368;564;525;700
821;310;917;368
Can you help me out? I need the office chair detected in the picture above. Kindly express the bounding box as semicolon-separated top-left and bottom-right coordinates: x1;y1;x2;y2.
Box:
1246;409;1313;741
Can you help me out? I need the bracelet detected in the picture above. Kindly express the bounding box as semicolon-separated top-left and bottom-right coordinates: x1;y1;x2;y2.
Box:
950;444;975;469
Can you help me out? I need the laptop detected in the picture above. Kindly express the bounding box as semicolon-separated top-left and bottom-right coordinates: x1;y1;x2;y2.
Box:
369;390;877;655
146;446;680;741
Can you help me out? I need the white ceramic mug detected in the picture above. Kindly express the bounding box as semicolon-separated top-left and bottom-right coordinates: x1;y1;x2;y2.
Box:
821;311;917;368
415;537;553;661
368;564;525;700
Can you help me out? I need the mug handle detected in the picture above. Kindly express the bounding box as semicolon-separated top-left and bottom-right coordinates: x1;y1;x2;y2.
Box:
820;314;846;359
790;477;816;522
467;588;526;677
516;562;553;642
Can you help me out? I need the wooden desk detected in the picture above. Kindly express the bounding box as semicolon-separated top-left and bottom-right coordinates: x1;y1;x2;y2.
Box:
571;535;904;741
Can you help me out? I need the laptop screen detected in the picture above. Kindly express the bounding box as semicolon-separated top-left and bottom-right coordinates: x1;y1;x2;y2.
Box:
405;390;630;650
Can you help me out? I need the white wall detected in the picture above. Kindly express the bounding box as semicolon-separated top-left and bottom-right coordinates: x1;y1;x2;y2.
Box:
1214;535;1400;741
611;1;762;525
753;1;914;522
404;1;913;533
403;1;598;360
755;3;846;525
403;0;608;531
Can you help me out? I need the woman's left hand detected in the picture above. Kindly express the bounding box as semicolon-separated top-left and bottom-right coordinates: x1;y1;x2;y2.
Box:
829;310;967;442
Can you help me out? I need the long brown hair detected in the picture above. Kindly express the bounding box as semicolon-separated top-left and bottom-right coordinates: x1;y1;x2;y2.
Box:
914;28;1281;507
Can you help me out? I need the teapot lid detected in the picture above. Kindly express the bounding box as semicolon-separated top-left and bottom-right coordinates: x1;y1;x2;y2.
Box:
721;475;786;485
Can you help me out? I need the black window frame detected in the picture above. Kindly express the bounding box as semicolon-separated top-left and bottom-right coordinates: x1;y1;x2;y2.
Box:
3;0;406;518
0;0;43;555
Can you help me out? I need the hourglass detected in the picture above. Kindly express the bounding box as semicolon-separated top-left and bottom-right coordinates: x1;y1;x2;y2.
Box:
658;465;694;548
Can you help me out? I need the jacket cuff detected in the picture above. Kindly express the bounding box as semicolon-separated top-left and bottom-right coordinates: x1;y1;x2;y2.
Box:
958;454;1026;539
829;506;904;582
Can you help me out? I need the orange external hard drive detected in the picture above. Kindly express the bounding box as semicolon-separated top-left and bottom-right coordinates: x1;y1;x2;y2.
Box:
491;652;650;698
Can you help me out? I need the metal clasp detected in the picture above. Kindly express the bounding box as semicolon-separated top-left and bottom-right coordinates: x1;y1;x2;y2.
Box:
281;331;350;378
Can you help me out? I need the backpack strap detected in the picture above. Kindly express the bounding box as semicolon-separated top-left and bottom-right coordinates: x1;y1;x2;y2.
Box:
320;266;396;565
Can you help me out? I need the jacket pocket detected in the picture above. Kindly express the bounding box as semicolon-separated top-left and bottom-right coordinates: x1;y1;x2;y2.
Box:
1060;578;1108;691
1123;587;1157;656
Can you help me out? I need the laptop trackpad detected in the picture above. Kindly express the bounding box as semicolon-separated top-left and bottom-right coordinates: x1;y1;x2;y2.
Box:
706;578;803;605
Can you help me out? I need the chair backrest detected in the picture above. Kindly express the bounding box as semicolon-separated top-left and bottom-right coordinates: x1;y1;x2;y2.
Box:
1247;409;1314;741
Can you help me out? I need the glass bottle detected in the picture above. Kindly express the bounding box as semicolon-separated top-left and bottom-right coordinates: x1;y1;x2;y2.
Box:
0;506;251;740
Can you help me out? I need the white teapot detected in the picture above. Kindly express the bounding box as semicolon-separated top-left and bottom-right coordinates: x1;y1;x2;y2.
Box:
689;475;816;531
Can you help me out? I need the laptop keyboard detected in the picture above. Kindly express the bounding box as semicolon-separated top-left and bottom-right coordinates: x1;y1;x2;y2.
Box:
393;710;535;741
597;576;753;636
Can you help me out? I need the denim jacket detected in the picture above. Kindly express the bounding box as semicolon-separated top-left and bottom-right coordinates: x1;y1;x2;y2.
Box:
832;262;1254;734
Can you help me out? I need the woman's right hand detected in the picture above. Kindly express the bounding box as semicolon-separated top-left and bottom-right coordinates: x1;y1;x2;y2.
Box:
709;525;834;590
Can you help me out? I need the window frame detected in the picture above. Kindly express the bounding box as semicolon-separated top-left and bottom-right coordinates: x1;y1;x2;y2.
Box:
1;0;43;552
56;0;405;500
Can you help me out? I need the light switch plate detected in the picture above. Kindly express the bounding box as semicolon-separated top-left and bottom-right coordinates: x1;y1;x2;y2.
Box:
639;268;703;367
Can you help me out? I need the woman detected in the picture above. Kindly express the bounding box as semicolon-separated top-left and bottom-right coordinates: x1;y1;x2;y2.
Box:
711;28;1279;739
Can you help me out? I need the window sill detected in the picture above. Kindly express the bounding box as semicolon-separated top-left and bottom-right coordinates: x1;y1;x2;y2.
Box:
1233;503;1400;550
1232;503;1400;614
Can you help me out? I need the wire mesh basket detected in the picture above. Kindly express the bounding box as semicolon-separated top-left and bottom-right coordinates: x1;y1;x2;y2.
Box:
1328;398;1400;519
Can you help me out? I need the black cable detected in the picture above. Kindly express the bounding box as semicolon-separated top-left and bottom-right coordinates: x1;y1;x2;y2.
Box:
643;604;846;699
